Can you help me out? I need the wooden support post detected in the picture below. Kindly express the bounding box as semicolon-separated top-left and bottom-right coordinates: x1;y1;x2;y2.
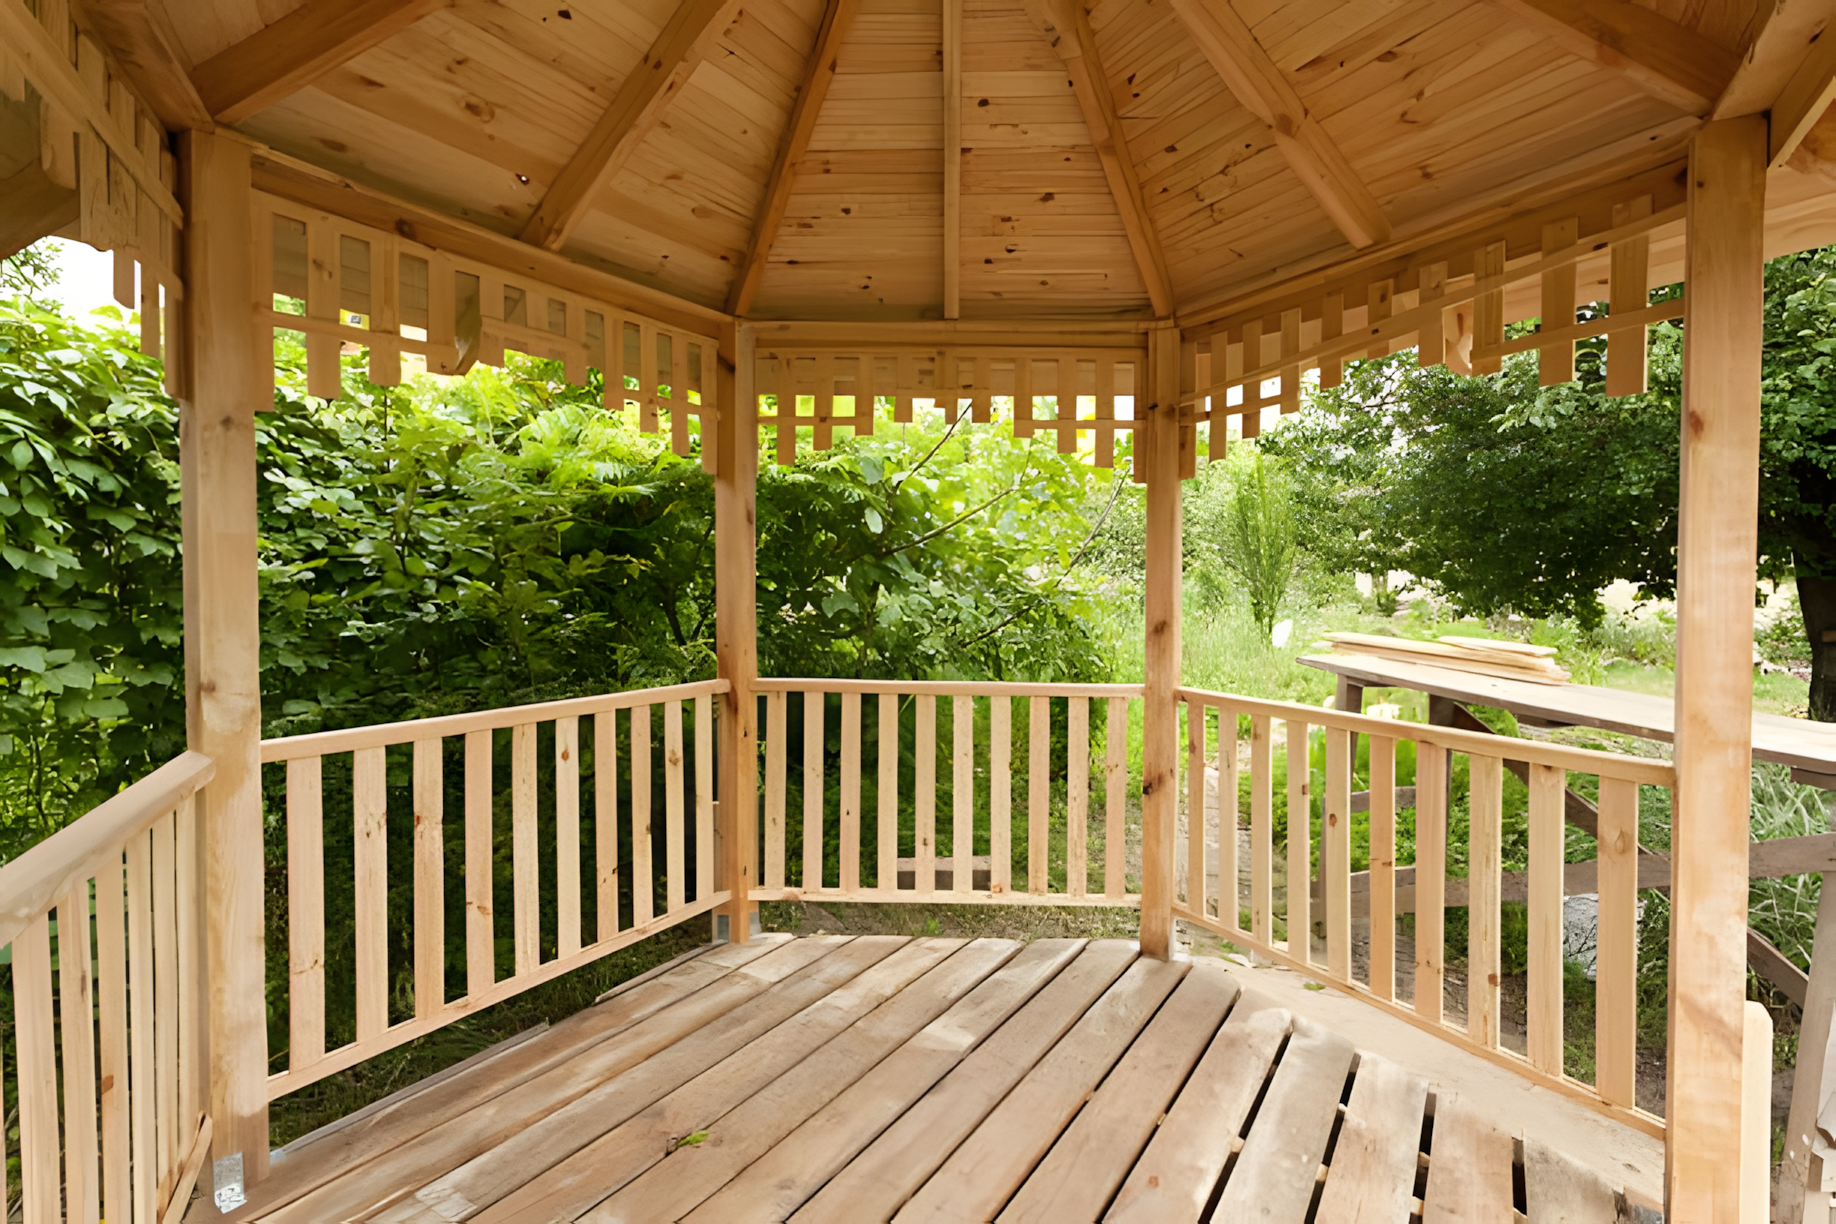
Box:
178;129;269;1196
716;321;758;942
1140;324;1182;959
1668;115;1766;1222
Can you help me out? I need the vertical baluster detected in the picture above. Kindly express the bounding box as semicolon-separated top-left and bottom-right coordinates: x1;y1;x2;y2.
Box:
1286;720;1311;964
1186;700;1205;910
57;883;99;1224
1606;196;1652;397
1539;218;1579;386
151;812;178;1200
1469;754;1503;1046
1105;697;1127;900
1597;776;1639;1104
1028;695;1048;895
1250;714;1272;944
916;695;937;897
1527;762;1565;1074
595;713;620;941
1368;736;1397;1001
96;852;129;1224
696;694;714;902
841;693;862;892
354;746;390;1036
666;701;687;913
1217;708;1239;927
413;738;447;1013
126;831;155;1223
803;692;825;891
765;691;787;889
953;696;974;895
1472;241;1505;376
632;706;654;925
288;757;325;1067
464;730;495;998
878;694;899;891
1093;358;1114;468
556;718;581;955
176;792;206;1150
511;725;539;972
991;696;1012;894
1324;725;1352;981
1067;697;1089;897
1415;741;1449;1024
14;914;59;1224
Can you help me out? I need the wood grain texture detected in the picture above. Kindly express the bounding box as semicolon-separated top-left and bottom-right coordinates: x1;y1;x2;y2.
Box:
1422;1094;1516;1221
1212;1016;1355;1221
1314;1052;1429;1224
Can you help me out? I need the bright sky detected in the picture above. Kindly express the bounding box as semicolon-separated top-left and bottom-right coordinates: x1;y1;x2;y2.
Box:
38;238;124;322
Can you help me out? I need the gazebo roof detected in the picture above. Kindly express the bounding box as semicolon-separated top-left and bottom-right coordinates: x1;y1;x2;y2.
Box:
71;0;1836;328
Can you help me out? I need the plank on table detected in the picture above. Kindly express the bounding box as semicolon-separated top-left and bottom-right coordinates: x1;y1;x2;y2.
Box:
370;937;916;1224
1212;1016;1355;1223
682;940;1088;1224
576;940;1024;1224
1105;996;1291;1224
258;938;859;1224
998;963;1240;1224
790;940;1140;1224
1523;1137;1619;1222
1421;1093;1517;1222
1314;1051;1430;1223
893;956;1192;1223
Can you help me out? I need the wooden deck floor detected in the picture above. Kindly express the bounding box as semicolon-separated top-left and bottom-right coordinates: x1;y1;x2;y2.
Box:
227;934;1639;1224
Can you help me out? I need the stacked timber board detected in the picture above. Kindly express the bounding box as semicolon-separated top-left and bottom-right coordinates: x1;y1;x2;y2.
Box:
1321;631;1573;684
225;935;1637;1223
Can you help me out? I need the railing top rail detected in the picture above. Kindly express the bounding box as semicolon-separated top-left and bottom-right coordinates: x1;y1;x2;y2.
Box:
1181;685;1677;788
756;678;1145;699
260;678;732;763
0;750;215;948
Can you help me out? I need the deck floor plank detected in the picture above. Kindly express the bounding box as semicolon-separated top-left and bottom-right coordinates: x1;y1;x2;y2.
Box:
788;939;1141;1224
1422;1093;1518;1222
1524;1137;1621;1222
1104;998;1292;1224
996;962;1241;1224
891;956;1192;1223
1211;1015;1357;1224
678;939;1089;1224
1314;1051;1431;1223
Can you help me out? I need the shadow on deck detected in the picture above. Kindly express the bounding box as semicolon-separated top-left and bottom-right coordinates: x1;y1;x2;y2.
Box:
214;934;1654;1224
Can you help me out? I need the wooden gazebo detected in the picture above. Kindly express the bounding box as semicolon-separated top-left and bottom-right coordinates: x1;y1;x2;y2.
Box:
5;0;1836;1217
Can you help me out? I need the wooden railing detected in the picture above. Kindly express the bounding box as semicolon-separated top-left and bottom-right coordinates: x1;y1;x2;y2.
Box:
0;751;216;1223
750;680;1145;907
1174;686;1675;1135
258;679;730;1100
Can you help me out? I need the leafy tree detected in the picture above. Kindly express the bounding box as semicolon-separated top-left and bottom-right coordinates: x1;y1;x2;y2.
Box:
1216;450;1299;639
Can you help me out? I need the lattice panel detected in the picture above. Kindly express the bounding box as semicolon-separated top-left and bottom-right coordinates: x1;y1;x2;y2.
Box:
1188;183;1688;437
253;193;723;470
754;347;1145;468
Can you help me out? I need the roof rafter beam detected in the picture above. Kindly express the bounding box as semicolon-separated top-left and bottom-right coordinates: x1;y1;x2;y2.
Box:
1024;0;1174;316
69;0;212;130
1488;0;1739;116
190;0;451;126
729;0;860;315
520;0;745;253
1771;25;1836;164
1168;0;1390;250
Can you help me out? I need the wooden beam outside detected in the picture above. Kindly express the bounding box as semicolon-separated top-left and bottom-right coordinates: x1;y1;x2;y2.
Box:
1168;0;1389;250
1023;0;1174;316
1770;22;1836;165
190;0;450;126
68;0;211;130
519;0;745;253
942;0;961;319
714;320;758;939
1714;0;1836;120
1668;114;1767;1219
0;163;79;261
1138;325;1182;958
727;0;860;316
1488;0;1739;116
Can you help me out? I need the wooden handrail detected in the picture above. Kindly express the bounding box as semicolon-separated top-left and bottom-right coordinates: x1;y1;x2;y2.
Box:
0;750;215;949
756;678;1145;699
1179;686;1676;787
260;679;732;762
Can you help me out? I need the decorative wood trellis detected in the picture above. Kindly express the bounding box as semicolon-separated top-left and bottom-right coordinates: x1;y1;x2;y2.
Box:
252;193;724;470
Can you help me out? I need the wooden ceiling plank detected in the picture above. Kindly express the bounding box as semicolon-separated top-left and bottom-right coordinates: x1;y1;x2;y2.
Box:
190;0;451;126
69;0;212;130
1714;0;1836;120
519;0;748;254
1024;0;1174;316
729;0;861;316
943;0;962;319
1486;0;1739;116
1167;0;1391;250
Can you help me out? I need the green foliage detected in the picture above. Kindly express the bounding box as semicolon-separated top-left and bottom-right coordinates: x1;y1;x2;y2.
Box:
0;246;57;296
1212;449;1298;639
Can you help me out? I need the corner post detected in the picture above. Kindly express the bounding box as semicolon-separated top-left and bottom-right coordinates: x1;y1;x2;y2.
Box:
716;320;759;941
1140;323;1183;958
178;129;269;1195
1668;115;1766;1220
